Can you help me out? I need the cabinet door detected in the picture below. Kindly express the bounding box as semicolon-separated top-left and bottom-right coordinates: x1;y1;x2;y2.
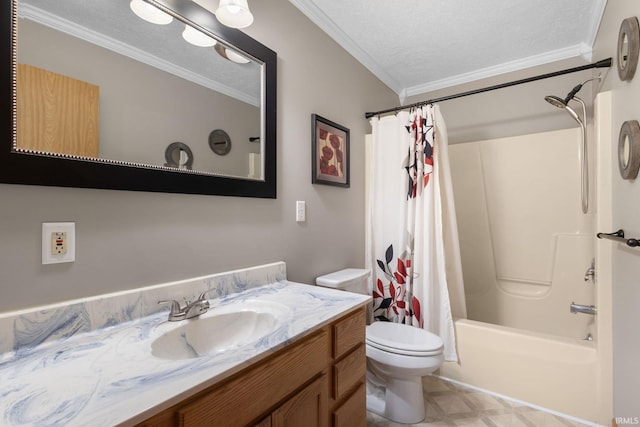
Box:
271;375;327;427
332;382;366;427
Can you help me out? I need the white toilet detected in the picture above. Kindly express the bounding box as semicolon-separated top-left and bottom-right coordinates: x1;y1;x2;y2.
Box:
316;268;444;424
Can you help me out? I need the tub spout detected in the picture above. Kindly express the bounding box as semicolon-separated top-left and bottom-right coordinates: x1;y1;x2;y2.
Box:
570;302;597;315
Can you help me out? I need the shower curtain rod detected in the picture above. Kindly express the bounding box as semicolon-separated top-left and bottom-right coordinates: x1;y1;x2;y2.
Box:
364;57;612;119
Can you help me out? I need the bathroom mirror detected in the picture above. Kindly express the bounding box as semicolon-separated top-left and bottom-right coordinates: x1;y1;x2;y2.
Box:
617;17;639;81
618;120;640;180
0;0;277;198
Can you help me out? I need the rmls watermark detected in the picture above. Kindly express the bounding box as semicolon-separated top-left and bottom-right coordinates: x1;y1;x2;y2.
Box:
614;417;640;425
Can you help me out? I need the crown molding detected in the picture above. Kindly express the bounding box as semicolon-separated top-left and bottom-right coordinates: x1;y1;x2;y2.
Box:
405;44;594;98
289;0;404;95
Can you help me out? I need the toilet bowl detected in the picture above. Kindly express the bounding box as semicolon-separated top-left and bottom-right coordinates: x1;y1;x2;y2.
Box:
366;321;443;423
316;269;444;424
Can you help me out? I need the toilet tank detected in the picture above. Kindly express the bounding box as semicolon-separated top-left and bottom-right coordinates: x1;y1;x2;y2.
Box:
315;269;370;295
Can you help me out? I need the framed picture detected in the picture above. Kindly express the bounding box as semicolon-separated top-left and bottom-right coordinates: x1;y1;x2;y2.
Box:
311;114;350;187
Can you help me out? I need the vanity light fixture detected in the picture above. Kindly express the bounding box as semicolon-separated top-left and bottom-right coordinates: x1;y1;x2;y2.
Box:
215;0;254;29
129;0;173;25
182;25;217;47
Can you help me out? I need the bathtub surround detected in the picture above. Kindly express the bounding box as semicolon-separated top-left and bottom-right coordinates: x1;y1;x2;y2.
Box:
0;262;370;426
367;105;466;362
449;128;595;339
437;92;615;425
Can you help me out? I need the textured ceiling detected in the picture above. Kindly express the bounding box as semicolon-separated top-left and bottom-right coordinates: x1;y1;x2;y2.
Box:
290;0;607;101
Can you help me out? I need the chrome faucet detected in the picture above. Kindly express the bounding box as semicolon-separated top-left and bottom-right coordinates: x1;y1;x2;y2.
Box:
158;291;212;322
570;302;597;315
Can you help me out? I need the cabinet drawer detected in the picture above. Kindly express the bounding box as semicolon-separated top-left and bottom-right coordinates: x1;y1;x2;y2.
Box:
332;308;365;359
332;344;366;400
177;330;329;427
332;382;366;427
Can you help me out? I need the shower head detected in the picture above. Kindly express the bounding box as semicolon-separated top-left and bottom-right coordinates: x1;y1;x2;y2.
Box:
544;95;567;109
544;75;601;124
544;95;583;125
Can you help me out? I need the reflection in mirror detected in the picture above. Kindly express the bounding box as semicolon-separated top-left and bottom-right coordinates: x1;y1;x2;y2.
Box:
2;0;277;198
165;142;193;170
622;135;630;168
209;129;232;156
620;32;629;69
17;0;261;179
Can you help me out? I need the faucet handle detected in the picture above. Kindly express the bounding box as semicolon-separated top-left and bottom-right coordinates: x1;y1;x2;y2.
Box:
584;259;595;283
195;290;213;311
158;299;186;321
197;289;214;302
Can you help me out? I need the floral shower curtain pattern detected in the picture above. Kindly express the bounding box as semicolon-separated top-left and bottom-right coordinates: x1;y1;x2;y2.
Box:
367;104;465;362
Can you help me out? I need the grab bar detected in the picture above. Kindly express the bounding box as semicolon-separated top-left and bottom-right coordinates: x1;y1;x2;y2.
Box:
596;229;640;248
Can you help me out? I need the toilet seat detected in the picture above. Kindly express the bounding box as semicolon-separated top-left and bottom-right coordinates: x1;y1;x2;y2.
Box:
366;322;443;357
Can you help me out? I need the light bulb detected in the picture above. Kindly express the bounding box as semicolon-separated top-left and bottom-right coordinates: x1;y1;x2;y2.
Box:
215;44;251;64
129;0;173;25
182;25;217;47
215;0;254;29
225;49;250;64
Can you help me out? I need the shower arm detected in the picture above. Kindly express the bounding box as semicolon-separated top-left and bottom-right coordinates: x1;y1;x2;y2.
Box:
570;96;588;214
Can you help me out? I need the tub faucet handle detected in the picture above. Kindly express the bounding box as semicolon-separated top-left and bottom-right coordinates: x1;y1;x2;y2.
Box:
584;259;595;283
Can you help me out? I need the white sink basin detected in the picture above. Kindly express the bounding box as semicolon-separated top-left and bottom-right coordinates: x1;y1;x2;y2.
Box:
151;300;290;360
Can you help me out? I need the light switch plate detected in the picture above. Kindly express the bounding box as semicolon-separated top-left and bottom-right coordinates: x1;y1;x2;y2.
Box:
296;201;306;222
42;222;75;264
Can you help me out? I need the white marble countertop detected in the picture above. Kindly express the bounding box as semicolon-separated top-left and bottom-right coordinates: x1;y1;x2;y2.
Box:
0;281;370;427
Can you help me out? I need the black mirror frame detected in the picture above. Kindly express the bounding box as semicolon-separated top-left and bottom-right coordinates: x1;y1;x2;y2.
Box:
0;0;277;198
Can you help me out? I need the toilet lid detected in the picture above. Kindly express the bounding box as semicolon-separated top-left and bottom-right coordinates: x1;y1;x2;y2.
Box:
366;322;443;356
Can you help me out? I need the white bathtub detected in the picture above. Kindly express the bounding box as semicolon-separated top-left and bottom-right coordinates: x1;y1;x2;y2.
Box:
440;318;603;424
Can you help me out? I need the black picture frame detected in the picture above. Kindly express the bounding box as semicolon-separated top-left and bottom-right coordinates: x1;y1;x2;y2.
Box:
311;114;350;188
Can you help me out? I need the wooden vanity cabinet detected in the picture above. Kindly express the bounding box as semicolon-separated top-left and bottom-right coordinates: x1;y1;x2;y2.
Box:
136;306;366;427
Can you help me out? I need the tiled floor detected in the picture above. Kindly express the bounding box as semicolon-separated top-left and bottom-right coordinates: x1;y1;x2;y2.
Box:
366;376;593;427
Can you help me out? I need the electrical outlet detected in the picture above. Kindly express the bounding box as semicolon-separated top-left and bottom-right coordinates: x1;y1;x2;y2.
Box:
51;231;67;255
42;222;75;264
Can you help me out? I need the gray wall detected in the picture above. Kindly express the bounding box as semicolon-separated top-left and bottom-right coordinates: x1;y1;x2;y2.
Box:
1;0;398;312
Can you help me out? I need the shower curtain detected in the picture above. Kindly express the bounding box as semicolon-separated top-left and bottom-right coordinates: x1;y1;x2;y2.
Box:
366;104;466;362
